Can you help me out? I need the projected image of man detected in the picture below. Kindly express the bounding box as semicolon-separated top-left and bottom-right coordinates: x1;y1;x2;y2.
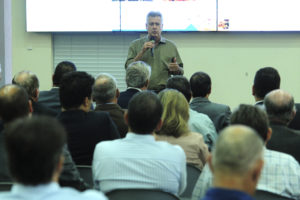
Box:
125;11;184;93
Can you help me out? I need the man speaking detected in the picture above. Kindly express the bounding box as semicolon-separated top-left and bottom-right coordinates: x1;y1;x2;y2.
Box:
125;11;184;93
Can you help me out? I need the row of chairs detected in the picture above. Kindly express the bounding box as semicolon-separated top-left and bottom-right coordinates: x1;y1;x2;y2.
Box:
0;165;294;200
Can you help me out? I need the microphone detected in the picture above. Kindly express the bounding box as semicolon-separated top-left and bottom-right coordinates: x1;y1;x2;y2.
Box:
149;36;155;57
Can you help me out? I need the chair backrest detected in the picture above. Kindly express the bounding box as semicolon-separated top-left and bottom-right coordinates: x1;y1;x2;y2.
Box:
180;164;201;198
255;190;294;200
76;165;93;187
0;182;13;191
106;189;180;200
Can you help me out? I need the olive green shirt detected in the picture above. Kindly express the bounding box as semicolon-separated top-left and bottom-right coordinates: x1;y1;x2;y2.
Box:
125;36;183;92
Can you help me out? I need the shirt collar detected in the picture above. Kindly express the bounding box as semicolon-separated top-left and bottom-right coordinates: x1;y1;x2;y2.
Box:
127;87;142;92
125;132;155;142
146;35;166;44
11;182;59;194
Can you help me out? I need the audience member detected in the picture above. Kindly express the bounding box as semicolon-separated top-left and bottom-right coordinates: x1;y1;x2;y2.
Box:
192;104;300;200
118;61;151;109
201;125;264;200
0;84;89;190
166;76;217;150
0;116;107;200
38;61;76;114
92;73;127;138
12;70;57;116
58;71;120;165
92;91;186;195
252;67;280;108
265;89;300;163
155;89;209;170
289;103;300;130
190;71;231;132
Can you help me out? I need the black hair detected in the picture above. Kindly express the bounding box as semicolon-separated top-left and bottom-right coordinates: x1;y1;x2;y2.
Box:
53;61;76;86
5;116;66;185
59;71;95;110
253;67;280;99
166;75;191;102
190;72;211;97
128;91;163;134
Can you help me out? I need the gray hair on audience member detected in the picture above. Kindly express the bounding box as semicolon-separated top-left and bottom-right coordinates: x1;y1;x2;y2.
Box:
92;73;117;104
126;61;151;88
264;89;295;124
212;125;264;175
12;71;39;99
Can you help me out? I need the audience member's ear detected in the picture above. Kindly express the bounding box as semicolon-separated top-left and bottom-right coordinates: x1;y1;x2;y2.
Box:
53;155;65;182
34;89;39;100
252;159;264;183
28;100;33;114
116;88;120;99
266;128;272;143
145;79;149;88
207;154;214;173
252;85;255;96
291;109;296;121
124;111;129;125
154;118;163;132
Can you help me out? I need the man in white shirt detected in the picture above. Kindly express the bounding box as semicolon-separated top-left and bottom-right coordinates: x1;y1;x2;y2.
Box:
0;116;107;200
93;91;187;195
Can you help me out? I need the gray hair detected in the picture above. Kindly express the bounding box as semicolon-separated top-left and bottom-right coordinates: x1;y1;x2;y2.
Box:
126;61;151;88
12;71;39;99
264;89;295;124
92;73;117;104
146;11;163;24
212;125;264;175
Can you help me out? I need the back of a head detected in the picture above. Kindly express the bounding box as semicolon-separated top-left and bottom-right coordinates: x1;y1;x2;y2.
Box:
5;116;66;185
264;89;294;124
59;71;95;110
157;89;189;137
12;70;39;99
190;71;211;98
53;61;76;87
253;67;280;99
212;125;264;176
0;84;29;124
92;73;117;104
230;104;269;141
128;91;162;134
126;61;151;88
166;75;192;102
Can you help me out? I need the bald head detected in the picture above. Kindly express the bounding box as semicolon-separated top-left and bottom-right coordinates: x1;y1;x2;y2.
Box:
264;89;295;124
92;73;117;104
212;125;264;175
0;84;29;124
12;71;39;99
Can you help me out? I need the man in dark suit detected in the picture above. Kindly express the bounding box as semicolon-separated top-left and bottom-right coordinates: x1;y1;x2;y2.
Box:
0;84;88;190
93;73;127;138
265;89;300;163
12;70;57;117
189;72;231;132
38;61;76;114
118;61;151;109
58;71;120;165
252;67;280;108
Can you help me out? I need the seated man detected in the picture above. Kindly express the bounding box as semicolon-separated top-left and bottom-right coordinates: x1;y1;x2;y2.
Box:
0;84;89;190
189;72;231;132
58;71;120;165
192;105;300;200
118;61;151;109
166;75;217;151
92;73;128;138
0;116;107;200
265;89;300;163
39;61;76;114
12;70;57;116
92;91;187;195
201;125;264;200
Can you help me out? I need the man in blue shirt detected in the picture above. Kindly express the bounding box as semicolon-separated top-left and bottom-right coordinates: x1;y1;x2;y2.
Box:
202;125;264;200
0;116;107;200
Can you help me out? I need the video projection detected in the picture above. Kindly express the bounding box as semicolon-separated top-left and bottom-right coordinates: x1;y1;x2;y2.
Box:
26;0;300;32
